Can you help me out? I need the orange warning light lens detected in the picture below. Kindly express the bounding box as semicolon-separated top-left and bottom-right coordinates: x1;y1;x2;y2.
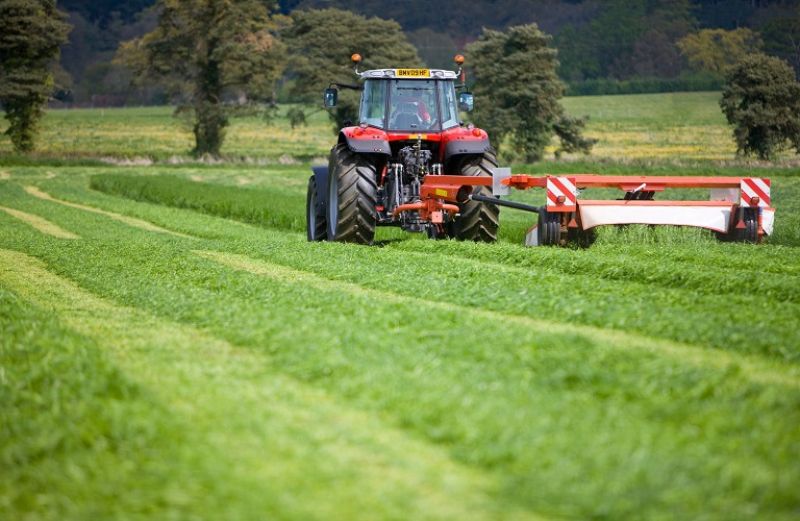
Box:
749;196;760;206
351;53;362;64
556;195;566;204
454;54;465;65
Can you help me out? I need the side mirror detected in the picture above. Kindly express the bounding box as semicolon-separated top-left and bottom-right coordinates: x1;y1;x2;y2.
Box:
323;87;338;108
458;92;474;112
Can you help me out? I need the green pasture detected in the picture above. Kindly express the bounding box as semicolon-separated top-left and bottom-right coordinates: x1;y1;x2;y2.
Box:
1;92;799;520
1;91;799;163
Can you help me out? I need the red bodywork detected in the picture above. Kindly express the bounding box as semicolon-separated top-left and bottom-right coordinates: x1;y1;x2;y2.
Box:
341;125;489;164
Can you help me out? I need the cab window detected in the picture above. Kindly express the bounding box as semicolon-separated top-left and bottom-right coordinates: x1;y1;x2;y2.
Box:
439;81;459;129
359;80;386;128
387;79;438;131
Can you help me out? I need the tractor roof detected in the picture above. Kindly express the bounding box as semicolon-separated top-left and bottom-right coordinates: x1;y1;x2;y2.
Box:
358;68;459;81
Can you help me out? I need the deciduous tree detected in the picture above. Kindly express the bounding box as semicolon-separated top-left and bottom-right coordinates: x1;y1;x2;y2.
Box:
760;8;800;78
0;0;71;153
677;28;762;78
118;0;285;156
720;54;800;160
467;24;594;162
555;0;695;81
282;8;421;132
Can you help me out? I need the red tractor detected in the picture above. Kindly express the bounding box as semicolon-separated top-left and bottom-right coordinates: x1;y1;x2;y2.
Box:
306;54;499;244
308;55;775;246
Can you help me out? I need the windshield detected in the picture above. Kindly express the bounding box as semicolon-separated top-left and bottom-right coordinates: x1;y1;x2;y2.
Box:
359;79;460;131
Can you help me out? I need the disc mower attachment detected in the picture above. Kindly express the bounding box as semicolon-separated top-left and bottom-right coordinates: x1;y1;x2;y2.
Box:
420;172;775;247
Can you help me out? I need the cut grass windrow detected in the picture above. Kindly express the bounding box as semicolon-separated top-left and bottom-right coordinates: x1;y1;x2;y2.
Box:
0;205;79;239
90;173;305;233
224;237;800;361
0;249;533;521
23;185;194;239
2;166;799;519
386;241;800;302
28;176;800;361
1;206;798;519
196;249;799;390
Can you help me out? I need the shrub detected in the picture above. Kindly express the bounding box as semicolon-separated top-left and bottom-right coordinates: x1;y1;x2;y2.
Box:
720;54;800;159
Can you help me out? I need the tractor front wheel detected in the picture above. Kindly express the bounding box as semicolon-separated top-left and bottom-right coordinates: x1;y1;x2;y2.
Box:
451;150;500;242
326;144;377;244
306;175;326;241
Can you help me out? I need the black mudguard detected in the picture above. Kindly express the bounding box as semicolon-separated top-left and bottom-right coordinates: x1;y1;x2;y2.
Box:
342;133;391;155
444;138;491;161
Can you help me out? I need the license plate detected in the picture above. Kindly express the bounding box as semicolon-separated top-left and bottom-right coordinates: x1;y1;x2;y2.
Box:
396;68;430;78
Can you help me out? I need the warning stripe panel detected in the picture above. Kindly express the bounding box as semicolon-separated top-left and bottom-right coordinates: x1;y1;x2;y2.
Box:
551;177;577;203
546;177;577;207
740;178;770;207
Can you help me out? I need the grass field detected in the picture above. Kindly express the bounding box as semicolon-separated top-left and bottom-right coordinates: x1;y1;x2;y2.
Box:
1;92;800;520
1;92;799;163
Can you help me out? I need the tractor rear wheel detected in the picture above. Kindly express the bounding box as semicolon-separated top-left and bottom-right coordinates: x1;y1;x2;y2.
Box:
451;150;500;242
306;175;326;241
326;143;377;244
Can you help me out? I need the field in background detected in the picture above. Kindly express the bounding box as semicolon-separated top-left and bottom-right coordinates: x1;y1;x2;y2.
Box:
561;92;740;161
1;91;799;520
1;91;798;164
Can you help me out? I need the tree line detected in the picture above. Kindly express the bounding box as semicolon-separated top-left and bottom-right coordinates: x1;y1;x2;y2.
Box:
53;0;800;104
1;0;799;160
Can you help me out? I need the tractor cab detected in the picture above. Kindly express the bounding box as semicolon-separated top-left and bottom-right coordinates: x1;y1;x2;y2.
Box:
358;74;463;132
323;57;475;134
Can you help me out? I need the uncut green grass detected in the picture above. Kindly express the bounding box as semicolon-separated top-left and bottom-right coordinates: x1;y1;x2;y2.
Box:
1;165;800;520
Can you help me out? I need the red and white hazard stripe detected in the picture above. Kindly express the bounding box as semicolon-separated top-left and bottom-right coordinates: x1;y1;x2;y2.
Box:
740;178;770;207
546;176;577;209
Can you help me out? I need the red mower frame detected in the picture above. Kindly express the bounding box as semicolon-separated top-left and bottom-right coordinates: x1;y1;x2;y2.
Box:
413;172;774;245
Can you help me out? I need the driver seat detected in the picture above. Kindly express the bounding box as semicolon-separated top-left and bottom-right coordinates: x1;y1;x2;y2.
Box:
393;101;422;129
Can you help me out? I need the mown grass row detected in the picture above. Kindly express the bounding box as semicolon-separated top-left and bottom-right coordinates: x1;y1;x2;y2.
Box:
8;172;800;365
0;185;798;520
1;249;509;521
89;171;800;302
83;173;800;361
90;173;305;233
0;288;177;520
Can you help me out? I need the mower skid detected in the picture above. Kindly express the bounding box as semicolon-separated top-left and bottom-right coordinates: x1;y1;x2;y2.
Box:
762;208;775;236
577;200;735;233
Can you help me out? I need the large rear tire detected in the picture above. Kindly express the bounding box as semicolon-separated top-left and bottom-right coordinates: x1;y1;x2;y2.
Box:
326;144;377;244
306;175;326;241
451;150;500;242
